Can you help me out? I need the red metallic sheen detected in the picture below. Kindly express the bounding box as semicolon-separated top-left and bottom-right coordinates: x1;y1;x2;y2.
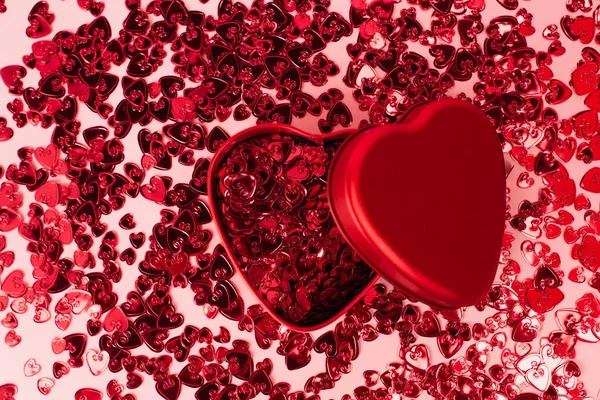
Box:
209;99;506;330
207;124;377;331
328;98;506;309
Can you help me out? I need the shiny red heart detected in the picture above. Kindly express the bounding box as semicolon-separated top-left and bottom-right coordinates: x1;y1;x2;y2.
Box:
0;383;17;400
437;331;463;358
209;99;505;330
561;16;595;44
572;109;597;139
585;89;600;112
75;389;103;400
512;318;539;342
570;16;595;44
34;182;60;207
0;66;25;89
141;176;167;203
155;375;181;400
0;124;13;142
526;287;565;313
554;137;576;163
26;14;53;39
1;270;26;298
329;99;505;308
571;62;599;96
580;167;600;193
0;183;22;209
103;306;128;332
34;144;59;169
575;292;600;317
545;79;572;105
0;207;21;233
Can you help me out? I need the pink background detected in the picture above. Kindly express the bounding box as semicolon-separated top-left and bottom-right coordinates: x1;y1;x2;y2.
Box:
0;0;597;399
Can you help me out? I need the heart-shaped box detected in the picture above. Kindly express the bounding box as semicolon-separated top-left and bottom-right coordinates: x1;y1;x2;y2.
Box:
208;99;506;331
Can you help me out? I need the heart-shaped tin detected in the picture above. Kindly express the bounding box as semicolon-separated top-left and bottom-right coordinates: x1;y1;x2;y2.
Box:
208;99;505;331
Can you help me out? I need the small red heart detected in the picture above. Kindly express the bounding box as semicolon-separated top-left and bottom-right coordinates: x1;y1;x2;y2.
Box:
141;154;157;170
52;361;70;379
437;331;463;358
141;176;167;203
52;159;68;175
578;242;600;272
580;166;600;193
57;219;73;244
34;144;59;169
90;1;105;16
575;292;600;317
545;79;572;105
548;178;576;210
0;125;13;142
0;65;25;89
31;254;46;271
214;105;231;122
572;109;598;139
294;14;310;30
554;137;576;162
575;193;591;211
1;312;17;329
585;89;600;112
55;313;72;331
544;223;561;239
562;15;594;43
75;388;103;400
568;266;585;282
103;306;128;333
0;295;7;312
0;183;22;209
564;227;581;245
170;97;195;122
34;182;60;207
0;383;17;399
26;14;53;39
548;331;576;357
570;16;595;44
18;217;42;241
512;317;539;342
526;287;564;313
589;135;600;161
1;270;27;298
164;252;188;276
571;62;599;96
155;375;181;400
585;212;600;237
405;344;430;370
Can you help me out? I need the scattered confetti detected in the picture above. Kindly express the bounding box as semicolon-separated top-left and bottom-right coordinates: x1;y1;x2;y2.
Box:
0;0;598;399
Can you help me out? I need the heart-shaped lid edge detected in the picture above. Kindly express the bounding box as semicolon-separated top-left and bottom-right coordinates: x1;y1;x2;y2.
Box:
327;98;506;309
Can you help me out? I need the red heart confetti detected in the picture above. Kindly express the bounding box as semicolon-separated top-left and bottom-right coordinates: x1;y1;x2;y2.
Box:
0;1;597;400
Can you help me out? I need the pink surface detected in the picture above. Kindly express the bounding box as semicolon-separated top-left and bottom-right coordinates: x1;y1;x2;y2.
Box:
0;0;597;399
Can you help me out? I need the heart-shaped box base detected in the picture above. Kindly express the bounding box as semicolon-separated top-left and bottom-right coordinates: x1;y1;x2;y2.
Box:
208;125;377;331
